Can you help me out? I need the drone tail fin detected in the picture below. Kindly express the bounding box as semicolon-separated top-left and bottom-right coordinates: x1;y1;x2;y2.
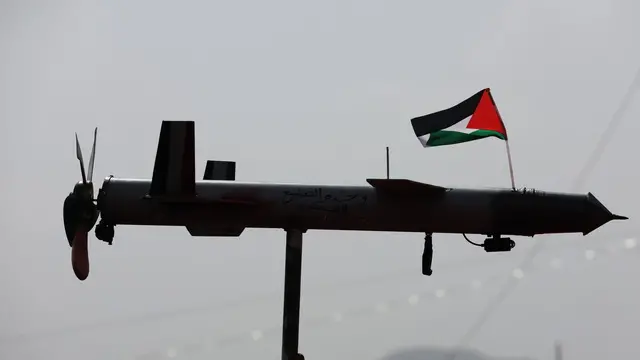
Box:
148;121;196;198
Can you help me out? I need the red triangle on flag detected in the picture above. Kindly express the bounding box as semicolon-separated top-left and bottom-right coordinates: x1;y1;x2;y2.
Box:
466;89;507;138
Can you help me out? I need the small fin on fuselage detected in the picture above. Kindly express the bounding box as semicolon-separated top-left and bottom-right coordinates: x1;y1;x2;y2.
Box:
148;121;196;198
366;178;448;197
186;225;245;237
203;160;236;180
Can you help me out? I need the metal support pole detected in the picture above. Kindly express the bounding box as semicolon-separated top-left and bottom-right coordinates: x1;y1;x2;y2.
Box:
282;229;304;360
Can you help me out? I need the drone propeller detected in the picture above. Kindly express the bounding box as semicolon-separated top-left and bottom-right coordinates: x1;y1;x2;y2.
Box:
64;128;99;281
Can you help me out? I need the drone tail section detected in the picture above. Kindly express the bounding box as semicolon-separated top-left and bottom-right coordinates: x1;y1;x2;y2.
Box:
148;121;196;198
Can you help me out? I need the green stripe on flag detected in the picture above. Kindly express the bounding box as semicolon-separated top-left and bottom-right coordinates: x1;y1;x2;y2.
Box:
424;129;506;147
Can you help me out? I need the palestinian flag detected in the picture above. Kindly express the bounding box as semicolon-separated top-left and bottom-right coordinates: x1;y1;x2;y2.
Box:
411;88;508;148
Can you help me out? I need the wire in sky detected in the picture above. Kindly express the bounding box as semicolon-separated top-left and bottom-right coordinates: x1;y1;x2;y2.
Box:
450;64;640;359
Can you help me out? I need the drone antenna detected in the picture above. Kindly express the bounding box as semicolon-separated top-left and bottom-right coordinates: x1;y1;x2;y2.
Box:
386;146;390;179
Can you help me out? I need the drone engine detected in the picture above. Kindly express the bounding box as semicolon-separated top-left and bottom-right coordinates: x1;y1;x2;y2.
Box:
63;128;111;281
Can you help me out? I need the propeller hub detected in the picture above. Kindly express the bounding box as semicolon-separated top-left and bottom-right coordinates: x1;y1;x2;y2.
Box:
63;185;98;247
73;181;94;201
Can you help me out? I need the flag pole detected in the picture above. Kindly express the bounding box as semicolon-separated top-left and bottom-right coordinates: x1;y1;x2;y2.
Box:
505;140;516;190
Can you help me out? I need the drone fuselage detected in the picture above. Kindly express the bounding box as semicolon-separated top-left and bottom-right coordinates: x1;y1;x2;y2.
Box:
96;177;618;237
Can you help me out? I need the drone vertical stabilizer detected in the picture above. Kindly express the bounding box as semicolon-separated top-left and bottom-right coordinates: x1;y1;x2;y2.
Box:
148;121;196;198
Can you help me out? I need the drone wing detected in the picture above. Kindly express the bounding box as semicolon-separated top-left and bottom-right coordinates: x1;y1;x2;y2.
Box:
366;178;448;198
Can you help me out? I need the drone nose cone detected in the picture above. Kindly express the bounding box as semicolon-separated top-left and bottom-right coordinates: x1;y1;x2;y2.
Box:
583;193;628;235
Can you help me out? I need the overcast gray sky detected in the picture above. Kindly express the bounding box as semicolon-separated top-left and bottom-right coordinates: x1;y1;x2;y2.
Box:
1;0;639;359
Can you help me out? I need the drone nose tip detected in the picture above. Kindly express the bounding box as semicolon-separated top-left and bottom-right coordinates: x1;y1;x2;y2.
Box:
611;214;628;221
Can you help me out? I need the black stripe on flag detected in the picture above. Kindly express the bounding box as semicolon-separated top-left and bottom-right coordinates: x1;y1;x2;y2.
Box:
410;89;485;138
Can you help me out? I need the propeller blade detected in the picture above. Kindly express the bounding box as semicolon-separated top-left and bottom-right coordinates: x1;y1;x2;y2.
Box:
71;230;90;281
87;127;97;184
75;133;87;184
